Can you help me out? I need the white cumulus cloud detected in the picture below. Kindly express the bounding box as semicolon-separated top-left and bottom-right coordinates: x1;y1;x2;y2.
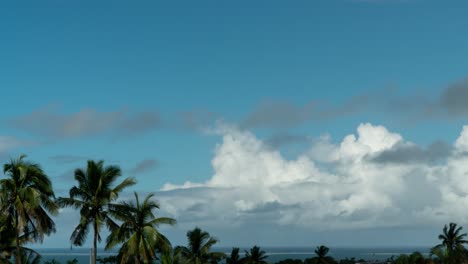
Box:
157;122;468;232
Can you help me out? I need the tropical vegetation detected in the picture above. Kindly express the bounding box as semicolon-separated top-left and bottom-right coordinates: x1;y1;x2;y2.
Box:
174;227;225;264
225;248;241;264
430;222;468;264
3;155;468;264
244;246;268;264
304;246;336;264
105;192;176;264
57;160;136;264
0;155;58;264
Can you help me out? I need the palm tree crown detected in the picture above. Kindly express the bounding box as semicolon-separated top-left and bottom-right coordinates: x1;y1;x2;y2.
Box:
244;246;268;264
57;160;136;264
175;227;225;264
314;246;329;259
431;222;468;264
0;155;58;264
435;222;468;252
304;245;336;264
226;248;241;264
106;192;176;264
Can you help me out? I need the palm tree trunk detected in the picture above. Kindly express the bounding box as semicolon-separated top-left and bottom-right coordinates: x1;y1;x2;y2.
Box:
15;232;21;264
135;256;140;264
93;222;98;264
15;213;22;264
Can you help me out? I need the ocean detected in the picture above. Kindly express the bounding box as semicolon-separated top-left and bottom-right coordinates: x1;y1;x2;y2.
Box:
34;247;431;264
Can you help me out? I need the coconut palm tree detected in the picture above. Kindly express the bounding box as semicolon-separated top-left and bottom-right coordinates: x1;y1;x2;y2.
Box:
431;222;468;264
226;248;242;264
174;227;225;264
0;214;42;264
105;192;176;264
0;155;58;264
57;160;136;264
244;246;267;264
304;245;336;264
18;250;41;264
0;212;15;262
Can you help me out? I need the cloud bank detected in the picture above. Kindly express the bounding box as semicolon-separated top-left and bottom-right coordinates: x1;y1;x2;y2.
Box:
11;106;161;139
157;122;468;232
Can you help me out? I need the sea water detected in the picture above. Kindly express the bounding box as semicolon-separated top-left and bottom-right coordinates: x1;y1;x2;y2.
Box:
35;247;431;264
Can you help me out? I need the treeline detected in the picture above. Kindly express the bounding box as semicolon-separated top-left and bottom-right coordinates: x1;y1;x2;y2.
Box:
1;155;468;264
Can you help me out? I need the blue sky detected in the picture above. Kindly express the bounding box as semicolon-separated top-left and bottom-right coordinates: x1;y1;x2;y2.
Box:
2;0;468;248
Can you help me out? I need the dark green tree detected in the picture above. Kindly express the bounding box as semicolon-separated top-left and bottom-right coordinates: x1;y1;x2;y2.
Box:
57;160;136;264
106;192;176;264
339;258;366;264
174;227;226;264
275;259;303;264
226;248;242;264
97;256;118;264
0;155;58;264
244;246;267;264
66;259;78;264
391;252;434;264
43;259;60;264
431;223;468;264
18;251;41;264
304;246;336;264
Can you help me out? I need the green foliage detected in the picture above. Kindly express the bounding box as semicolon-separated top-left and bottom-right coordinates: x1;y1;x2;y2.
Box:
431;222;468;264
0;155;58;264
338;258;365;264
304;245;337;264
57;160;136;264
105;192;176;264
97;256;118;264
175;227;226;264
274;258;303;264
226;248;242;264
11;249;42;264
244;246;268;264
0;213;15;262
390;251;434;264
43;259;61;264
66;258;78;264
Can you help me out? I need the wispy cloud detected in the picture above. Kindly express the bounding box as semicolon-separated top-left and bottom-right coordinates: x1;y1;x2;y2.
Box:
129;159;159;175
381;78;468;121
265;133;310;148
49;155;89;164
240;95;369;130
10;105;162;139
0;136;30;153
239;77;468;130
241;101;314;129
174;109;219;132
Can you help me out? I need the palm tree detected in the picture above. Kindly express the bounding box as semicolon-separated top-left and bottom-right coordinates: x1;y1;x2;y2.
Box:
0;215;42;264
304;245;335;264
18;250;41;264
0;212;15;262
57;160;136;264
105;192;176;264
226;248;242;264
174;227;226;264
244;246;267;264
0;155;58;264
432;222;468;264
